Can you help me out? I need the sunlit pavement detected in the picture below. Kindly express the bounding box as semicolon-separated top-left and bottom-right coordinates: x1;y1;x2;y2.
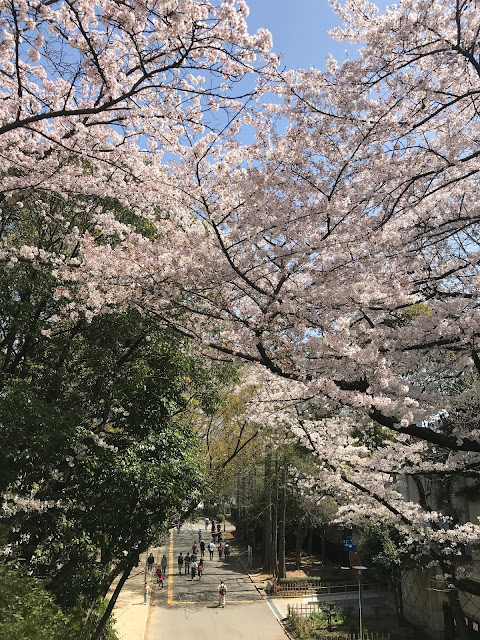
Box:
145;520;288;640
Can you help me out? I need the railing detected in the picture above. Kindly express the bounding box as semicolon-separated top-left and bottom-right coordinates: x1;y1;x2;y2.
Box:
274;578;378;597
275;581;324;595
316;634;390;640
287;601;325;615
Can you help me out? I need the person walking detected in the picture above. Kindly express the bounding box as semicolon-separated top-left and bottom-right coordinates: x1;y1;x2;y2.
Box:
218;543;223;561
161;554;167;576
218;580;227;607
177;552;184;574
192;541;198;556
205;516;209;530
143;581;150;604
191;558;198;580
156;567;164;589
198;528;202;540
211;521;216;535
200;539;205;558
184;552;191;575
147;552;155;573
198;558;204;579
208;541;215;560
224;542;230;560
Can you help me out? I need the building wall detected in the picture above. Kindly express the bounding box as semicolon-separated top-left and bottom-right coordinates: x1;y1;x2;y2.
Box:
402;569;446;639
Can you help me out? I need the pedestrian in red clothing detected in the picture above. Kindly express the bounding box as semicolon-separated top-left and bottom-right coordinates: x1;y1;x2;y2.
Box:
156;566;164;589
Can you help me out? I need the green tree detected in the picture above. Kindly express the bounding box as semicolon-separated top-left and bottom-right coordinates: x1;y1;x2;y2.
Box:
359;522;408;625
0;566;68;640
0;193;221;638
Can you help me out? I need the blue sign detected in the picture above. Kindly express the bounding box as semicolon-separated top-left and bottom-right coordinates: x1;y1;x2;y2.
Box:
342;538;357;551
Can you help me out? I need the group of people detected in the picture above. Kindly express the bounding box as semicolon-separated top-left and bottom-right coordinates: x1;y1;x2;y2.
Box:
177;549;205;580
144;520;231;606
145;552;168;599
206;518;225;543
176;538;231;577
208;539;231;560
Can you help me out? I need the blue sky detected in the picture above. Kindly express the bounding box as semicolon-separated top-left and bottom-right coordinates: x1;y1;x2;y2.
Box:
246;0;353;70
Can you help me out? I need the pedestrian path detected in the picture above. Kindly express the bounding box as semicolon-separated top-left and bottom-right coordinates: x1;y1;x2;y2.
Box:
145;519;288;640
108;544;167;640
110;519;392;640
159;519;263;605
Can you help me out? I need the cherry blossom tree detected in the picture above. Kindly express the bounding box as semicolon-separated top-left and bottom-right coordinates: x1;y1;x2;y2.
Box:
147;0;480;457
2;2;480;633
0;0;274;201
230;367;480;636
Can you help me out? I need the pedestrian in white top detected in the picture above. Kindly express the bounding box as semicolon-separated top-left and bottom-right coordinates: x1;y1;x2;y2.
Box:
209;541;215;560
218;580;227;607
205;516;209;530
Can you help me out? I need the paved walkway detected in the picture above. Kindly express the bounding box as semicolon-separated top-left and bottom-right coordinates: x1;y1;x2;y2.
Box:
108;546;163;640
110;519;391;640
145;520;288;640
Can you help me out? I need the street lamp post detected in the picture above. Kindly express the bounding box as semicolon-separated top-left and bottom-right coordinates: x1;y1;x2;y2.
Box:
352;566;367;639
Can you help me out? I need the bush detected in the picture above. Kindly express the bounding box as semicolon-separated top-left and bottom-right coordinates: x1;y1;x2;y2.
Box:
0;566;118;640
215;513;225;523
0;566;68;640
284;608;354;640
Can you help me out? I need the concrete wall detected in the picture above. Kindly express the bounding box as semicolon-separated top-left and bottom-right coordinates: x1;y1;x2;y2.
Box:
402;569;446;639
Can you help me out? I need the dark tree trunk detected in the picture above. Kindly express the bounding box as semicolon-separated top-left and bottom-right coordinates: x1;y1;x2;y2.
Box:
236;477;242;539
263;451;272;572
278;459;287;579
446;587;469;640
390;573;405;627
272;456;278;578
395;569;405;624
295;520;305;570
307;528;313;556
90;562;134;640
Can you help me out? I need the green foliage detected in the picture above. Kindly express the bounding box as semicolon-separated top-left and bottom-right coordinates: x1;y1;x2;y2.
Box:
66;598;118;640
0;192;235;634
284;608;354;640
350;421;396;450
383;302;431;328
359;522;407;580
0;566;68;640
1;311;207;609
0;567;119;640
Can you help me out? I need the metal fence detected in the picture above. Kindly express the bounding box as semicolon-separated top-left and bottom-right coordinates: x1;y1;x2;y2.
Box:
316;635;390;640
275;579;378;597
288;601;326;615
